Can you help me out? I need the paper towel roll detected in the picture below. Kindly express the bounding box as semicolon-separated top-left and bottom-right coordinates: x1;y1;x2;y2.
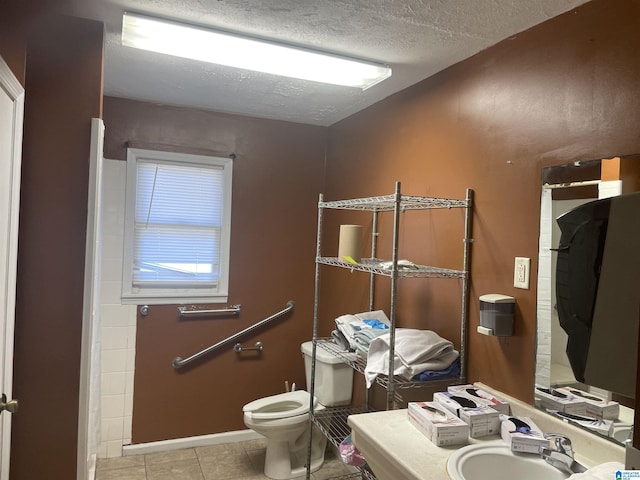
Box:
338;225;363;263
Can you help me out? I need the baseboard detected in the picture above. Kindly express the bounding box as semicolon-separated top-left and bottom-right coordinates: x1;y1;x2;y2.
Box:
122;429;264;456
87;452;97;480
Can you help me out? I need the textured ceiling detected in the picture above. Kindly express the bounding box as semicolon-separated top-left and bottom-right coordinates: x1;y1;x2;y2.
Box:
68;0;590;126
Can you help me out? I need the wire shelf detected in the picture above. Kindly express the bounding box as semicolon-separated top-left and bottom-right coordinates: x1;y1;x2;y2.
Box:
317;339;464;390
321;469;377;480
316;257;466;279
319;194;468;211
311;406;378;480
312;406;372;447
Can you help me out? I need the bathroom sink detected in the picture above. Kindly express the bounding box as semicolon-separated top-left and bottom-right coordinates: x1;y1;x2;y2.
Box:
612;425;632;444
446;442;570;480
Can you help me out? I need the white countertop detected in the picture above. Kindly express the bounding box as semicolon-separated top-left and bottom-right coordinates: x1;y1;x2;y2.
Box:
347;383;626;480
348;408;468;479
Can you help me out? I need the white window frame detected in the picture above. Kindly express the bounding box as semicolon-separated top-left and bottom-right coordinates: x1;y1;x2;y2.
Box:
121;148;233;305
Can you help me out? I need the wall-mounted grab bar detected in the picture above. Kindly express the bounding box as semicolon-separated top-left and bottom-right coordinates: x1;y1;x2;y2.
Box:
177;304;241;317
172;300;294;369
234;342;263;353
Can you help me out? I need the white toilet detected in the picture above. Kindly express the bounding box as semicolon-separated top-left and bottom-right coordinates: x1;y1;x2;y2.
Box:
242;341;354;480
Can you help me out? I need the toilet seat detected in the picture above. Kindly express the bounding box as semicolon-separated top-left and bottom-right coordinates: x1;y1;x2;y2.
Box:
243;390;315;420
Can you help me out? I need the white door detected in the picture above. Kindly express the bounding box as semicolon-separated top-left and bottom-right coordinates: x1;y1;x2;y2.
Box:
0;55;24;479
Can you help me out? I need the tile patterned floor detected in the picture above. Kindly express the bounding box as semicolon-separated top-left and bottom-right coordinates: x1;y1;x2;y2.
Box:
96;438;355;480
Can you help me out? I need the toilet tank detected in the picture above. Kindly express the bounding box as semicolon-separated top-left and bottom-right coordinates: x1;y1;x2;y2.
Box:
301;341;353;407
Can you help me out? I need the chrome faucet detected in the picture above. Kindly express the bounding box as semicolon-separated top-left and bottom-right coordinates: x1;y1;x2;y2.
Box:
624;426;634;447
539;433;587;474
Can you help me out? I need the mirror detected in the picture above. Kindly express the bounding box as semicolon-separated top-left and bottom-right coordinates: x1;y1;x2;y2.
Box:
535;156;640;445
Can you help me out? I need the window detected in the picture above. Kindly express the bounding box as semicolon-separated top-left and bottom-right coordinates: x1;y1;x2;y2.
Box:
122;148;232;304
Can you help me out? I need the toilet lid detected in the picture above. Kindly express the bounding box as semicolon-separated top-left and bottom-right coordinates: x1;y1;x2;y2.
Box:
243;390;314;420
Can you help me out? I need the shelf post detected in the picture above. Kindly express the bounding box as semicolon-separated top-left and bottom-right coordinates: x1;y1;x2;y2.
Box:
369;208;379;311
306;193;324;480
386;181;402;409
459;188;474;382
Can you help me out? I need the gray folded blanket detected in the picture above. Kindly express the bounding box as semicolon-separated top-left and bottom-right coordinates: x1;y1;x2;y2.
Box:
352;328;388;354
331;329;352;351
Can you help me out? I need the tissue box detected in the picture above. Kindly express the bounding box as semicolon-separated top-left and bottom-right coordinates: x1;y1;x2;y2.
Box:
407;402;469;446
501;416;547;454
433;392;500;438
534;386;587;415
447;384;510;415
554;387;620;420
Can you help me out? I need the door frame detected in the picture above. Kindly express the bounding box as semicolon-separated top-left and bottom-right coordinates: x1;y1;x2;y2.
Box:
0;54;25;480
77;118;104;480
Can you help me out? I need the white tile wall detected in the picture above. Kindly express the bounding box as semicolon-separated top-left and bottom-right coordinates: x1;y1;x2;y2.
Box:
98;159;137;458
535;188;553;388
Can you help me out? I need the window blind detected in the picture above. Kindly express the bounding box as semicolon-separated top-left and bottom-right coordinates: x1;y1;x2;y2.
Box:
133;160;224;287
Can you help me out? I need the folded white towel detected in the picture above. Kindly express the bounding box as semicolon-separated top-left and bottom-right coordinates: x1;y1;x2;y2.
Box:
364;329;459;388
335;310;390;351
567;462;624;479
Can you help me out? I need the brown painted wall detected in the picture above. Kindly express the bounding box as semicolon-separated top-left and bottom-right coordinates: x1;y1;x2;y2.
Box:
0;1;27;85
12;15;104;480
103;97;327;442
324;0;640;404
0;29;25;86
621;156;640;194
0;1;70;85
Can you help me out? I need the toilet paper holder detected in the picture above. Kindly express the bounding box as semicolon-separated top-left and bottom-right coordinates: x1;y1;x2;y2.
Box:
234;341;264;353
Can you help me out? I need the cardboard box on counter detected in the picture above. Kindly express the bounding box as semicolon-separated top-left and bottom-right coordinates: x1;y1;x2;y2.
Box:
500;416;547;454
447;384;510;415
433;392;500;438
534;386;587;415
553;410;614;437
407;401;469;446
554;386;619;420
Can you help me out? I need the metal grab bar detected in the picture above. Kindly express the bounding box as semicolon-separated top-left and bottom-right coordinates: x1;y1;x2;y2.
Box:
178;304;241;317
172;300;294;369
234;341;263;353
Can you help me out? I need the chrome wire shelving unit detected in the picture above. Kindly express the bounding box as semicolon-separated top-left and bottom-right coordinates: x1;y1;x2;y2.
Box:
305;182;474;480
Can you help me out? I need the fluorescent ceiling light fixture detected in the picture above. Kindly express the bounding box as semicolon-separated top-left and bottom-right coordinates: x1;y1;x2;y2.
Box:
122;12;391;90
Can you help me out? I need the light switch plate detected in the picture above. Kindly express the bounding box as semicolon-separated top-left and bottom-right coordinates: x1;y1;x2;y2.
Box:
514;257;530;289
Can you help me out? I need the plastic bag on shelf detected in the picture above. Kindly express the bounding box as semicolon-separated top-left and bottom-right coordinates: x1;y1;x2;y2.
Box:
339;433;367;467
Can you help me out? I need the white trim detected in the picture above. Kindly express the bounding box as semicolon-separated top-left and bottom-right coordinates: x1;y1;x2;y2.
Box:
78;119;105;480
535;188;553;388
86;454;96;480
0;54;24;480
120;292;229;306
122;429;263;456
542;179;600;189
0;57;24;99
598;179;622;199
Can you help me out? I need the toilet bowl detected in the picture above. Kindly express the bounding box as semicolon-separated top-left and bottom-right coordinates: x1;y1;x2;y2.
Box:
243;390;326;480
242;341;354;480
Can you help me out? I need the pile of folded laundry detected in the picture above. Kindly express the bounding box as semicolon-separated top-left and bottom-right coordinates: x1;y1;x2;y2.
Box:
332;310;391;355
331;310;460;388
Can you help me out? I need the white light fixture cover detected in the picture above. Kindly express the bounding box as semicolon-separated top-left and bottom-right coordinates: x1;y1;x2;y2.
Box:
121;12;392;90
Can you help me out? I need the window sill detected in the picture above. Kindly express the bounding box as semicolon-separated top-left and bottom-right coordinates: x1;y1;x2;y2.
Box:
121;292;229;306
